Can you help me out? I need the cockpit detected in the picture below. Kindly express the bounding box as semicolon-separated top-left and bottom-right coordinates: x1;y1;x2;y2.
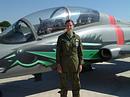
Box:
0;6;99;44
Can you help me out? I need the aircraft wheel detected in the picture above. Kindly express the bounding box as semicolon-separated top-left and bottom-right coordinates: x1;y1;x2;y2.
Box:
33;73;42;82
82;63;94;73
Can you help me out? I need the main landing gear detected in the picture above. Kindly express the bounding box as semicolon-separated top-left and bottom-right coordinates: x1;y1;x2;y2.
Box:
82;62;95;72
33;73;42;82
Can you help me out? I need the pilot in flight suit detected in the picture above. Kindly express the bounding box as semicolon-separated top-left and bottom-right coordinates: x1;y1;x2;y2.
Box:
56;19;83;97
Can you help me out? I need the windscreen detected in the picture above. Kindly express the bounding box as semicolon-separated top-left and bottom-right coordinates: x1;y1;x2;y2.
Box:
0;20;34;44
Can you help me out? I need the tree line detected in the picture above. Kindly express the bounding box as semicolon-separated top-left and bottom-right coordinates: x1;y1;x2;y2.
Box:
0;21;11;27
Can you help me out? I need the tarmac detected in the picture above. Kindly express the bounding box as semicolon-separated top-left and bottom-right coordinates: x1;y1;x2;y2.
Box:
1;58;130;97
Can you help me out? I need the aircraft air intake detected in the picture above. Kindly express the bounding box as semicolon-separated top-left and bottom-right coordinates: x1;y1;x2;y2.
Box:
100;45;130;61
100;48;112;60
99;45;121;60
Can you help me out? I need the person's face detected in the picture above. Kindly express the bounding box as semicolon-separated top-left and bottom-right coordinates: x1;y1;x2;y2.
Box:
65;21;74;32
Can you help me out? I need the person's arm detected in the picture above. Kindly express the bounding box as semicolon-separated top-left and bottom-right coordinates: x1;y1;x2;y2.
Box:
78;37;84;72
56;37;62;73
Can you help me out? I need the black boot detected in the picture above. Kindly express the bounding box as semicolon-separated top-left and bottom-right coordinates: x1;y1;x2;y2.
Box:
72;90;80;97
60;90;67;97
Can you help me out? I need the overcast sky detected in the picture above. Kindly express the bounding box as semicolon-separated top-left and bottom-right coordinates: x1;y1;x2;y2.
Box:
0;0;130;24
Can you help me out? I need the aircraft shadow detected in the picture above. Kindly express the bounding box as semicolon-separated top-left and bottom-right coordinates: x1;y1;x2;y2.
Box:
0;71;59;97
1;59;130;97
81;59;130;97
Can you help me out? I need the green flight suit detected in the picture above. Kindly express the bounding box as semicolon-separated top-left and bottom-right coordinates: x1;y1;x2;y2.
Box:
56;32;83;97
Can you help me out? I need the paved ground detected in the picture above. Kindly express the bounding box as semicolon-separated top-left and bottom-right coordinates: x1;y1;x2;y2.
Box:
1;58;130;97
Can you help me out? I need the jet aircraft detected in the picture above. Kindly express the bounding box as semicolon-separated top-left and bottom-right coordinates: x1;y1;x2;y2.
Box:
0;6;130;79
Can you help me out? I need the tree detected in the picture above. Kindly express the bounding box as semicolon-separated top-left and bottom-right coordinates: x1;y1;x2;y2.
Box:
0;21;11;27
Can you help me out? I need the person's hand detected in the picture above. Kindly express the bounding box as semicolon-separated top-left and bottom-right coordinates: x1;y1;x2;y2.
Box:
57;64;62;73
79;65;82;72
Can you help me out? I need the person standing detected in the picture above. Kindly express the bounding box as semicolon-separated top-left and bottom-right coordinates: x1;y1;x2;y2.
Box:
56;19;83;97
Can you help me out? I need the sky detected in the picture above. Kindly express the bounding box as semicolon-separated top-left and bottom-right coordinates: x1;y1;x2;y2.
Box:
0;0;130;24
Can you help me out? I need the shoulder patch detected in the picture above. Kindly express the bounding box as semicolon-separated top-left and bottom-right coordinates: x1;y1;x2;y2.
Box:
76;39;79;47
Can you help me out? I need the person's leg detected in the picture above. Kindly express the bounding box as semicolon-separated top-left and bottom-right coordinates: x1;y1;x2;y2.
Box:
72;72;80;97
59;73;68;97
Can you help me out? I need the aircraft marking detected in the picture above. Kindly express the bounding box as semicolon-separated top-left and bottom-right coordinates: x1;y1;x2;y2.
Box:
11;60;54;67
82;43;102;46
109;16;124;45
